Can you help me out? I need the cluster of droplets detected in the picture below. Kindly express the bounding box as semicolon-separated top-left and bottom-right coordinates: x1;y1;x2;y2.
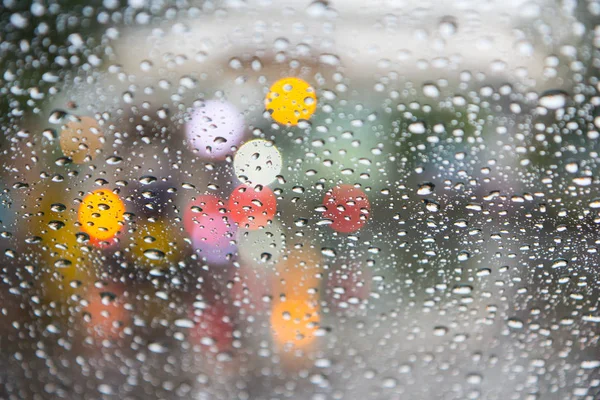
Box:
45;76;378;357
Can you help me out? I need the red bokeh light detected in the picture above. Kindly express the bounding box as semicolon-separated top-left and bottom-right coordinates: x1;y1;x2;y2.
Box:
189;305;234;352
322;184;370;233
228;184;277;230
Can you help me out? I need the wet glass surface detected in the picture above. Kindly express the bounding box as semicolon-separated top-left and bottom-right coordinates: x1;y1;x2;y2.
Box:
0;0;599;399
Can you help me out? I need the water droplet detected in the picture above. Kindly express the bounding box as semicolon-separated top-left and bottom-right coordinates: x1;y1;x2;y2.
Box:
423;83;440;98
54;259;72;268
452;283;472;294
507;318;524;329
408;121;426;134
140;176;157;185
144;249;165;260
439;16;458;37
48;220;65;231
552;259;568;269
174;319;195;328
417;183;435;195
50;203;66;212
321;248;336;257
539;90;568;109
148;342;168;353
573;176;592;186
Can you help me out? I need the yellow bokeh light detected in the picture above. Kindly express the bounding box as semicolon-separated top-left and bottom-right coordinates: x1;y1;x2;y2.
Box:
78;189;125;241
273;248;322;299
27;187;94;304
131;219;179;267
40;223;94;303
265;77;317;126
270;297;320;348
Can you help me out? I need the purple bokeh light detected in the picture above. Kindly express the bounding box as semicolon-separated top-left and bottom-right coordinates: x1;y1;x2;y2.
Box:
185;100;245;159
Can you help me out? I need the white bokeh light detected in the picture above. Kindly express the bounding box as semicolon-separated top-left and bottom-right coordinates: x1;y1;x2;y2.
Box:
233;139;283;186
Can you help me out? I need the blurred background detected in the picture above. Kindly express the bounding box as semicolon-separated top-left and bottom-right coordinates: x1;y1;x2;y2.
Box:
0;0;599;399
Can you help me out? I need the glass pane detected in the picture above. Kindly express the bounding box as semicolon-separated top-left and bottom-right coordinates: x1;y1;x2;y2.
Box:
0;0;599;399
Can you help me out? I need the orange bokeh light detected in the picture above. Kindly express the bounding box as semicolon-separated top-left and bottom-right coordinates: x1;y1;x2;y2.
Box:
270;297;320;348
83;286;128;340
